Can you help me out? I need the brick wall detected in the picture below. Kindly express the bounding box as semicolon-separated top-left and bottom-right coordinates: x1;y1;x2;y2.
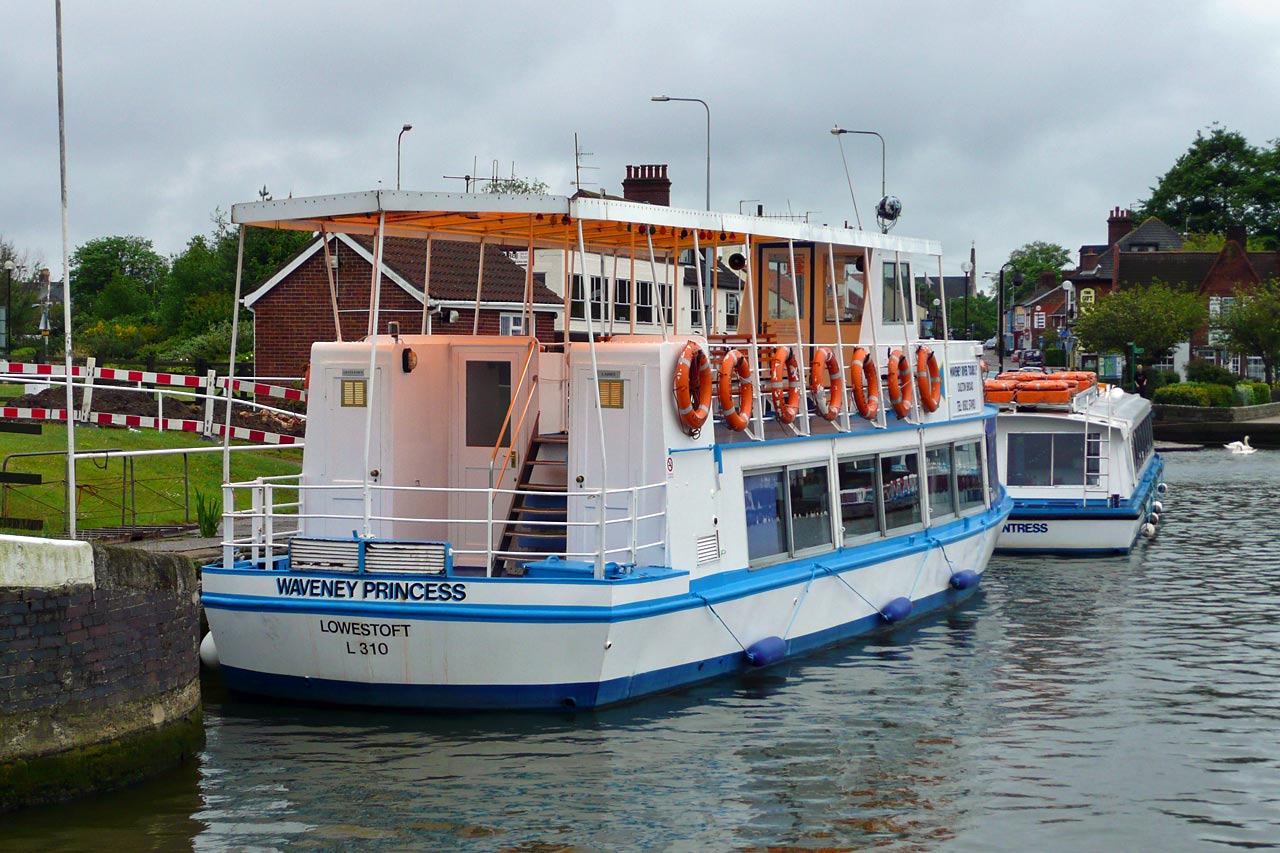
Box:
0;544;202;811
253;251;557;377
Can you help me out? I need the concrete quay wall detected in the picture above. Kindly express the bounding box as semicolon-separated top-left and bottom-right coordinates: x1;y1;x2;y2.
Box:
0;536;203;812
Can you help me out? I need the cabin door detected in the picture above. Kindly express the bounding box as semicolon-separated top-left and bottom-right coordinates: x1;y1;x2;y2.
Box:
448;349;522;567
760;246;810;338
313;366;384;539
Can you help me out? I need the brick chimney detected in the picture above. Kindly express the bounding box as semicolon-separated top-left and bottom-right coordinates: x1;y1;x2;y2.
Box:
1108;207;1134;246
1226;224;1247;247
1080;249;1099;271
622;164;671;206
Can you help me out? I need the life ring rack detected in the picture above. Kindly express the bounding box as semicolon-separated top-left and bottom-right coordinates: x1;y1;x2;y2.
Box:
809;346;845;421
770;345;803;424
848;347;880;420
672;339;713;434
718;348;755;431
886;349;914;418
915;346;942;412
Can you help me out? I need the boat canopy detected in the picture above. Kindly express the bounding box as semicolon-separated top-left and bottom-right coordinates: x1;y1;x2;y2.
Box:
230;190;942;257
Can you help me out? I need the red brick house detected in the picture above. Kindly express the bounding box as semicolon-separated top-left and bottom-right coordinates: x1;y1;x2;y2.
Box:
245;233;561;378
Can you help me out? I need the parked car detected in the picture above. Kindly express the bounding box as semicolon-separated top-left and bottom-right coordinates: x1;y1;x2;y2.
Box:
1019;348;1044;369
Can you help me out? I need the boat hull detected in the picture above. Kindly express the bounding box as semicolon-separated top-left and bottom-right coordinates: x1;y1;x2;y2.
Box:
995;454;1164;555
203;500;1009;710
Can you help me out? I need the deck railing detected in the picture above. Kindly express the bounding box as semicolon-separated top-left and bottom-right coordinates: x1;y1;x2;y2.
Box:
220;475;667;578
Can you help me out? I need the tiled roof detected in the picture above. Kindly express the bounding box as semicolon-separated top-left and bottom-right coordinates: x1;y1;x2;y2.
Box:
350;235;561;304
1115;252;1216;291
1078;217;1185;280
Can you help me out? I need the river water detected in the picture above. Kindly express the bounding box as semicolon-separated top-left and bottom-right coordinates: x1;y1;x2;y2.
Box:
4;450;1279;852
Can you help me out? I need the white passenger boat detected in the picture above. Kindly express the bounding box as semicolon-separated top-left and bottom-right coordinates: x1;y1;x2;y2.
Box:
986;372;1165;555
200;189;1012;710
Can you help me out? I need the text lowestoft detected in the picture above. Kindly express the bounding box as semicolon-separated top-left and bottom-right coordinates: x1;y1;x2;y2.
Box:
275;577;467;601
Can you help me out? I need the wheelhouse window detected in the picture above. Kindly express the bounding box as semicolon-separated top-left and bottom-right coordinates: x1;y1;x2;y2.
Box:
925;445;955;521
954;440;986;513
882;451;921;530
744;462;834;565
882;261;913;324
829;254;865;322
764;250;804;320
837;455;880;540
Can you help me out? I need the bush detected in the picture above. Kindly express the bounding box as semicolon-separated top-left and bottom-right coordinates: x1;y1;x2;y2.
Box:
1185;358;1238;385
1153;383;1210;406
1251;382;1270;405
1152;369;1181;391
10;346;37;363
1203;383;1236;407
1044;345;1066;367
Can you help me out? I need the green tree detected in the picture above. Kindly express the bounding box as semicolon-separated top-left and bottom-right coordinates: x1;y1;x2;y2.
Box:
945;291;997;340
484;176;550;194
1073;281;1206;363
1004;241;1071;301
1215;280;1280;383
69;235;167;320
1;236;47;354
1137;125;1280;247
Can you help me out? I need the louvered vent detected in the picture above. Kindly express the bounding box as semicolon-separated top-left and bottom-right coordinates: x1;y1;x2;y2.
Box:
696;531;720;566
365;541;447;574
290;538;360;572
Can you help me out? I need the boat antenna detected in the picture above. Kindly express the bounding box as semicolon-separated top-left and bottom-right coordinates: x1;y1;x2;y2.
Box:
830;125;863;230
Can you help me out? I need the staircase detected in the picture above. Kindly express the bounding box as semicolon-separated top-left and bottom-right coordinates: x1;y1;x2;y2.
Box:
494;432;568;576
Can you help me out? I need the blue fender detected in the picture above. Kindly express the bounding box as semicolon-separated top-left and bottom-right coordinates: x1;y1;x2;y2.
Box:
744;636;787;667
880;596;913;623
949;569;980;590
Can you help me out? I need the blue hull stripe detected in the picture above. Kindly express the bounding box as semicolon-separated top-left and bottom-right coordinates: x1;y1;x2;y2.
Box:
216;584;981;710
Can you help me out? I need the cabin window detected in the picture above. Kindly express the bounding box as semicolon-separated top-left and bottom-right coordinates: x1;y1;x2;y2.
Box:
340;379;367;408
465;361;512;447
1007;432;1099;487
789;465;833;552
955;440;986;513
882;451;921;530
614;278;631;321
744;462;834;565
925;445;956;521
828;255;865;322
744;469;788;563
985;418;999;505
636;280;653;324
1131;412;1154;471
837;455;881;540
882;261;913;324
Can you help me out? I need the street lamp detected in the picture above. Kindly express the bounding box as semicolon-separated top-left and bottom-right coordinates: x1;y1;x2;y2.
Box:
992;263;1024;369
960;260;973;338
831;126;899;233
652;95;712;329
3;259;13;357
396;124;413;190
1061;280;1076;369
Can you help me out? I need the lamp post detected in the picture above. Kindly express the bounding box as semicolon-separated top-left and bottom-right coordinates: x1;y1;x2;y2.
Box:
994;263;1024;370
1061;280;1075;369
831;127;898;232
652;95;712;329
396;124;412;190
3;259;12;357
960;260;973;339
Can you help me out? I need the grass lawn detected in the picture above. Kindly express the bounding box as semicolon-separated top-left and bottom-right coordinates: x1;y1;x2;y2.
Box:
1;423;301;536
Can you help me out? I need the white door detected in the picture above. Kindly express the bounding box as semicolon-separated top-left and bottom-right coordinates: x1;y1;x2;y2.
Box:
313;366;383;539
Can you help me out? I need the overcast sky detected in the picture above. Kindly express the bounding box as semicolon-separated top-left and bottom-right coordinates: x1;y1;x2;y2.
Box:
4;0;1279;288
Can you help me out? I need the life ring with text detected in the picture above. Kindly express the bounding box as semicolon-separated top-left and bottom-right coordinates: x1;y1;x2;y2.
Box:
673;340;713;433
915;346;942;412
770;345;802;424
849;347;880;420
808;346;844;421
886;349;913;418
718;348;755;431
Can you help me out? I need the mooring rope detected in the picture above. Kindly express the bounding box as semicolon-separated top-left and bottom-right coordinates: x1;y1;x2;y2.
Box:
694;593;747;652
820;562;883;613
782;566;820;640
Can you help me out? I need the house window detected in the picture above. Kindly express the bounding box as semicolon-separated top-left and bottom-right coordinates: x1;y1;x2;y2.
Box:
636;280;654;324
725;293;740;331
499;313;524;336
570;274;586;320
614;278;630;321
658;282;674;325
688;284;703;326
1033;310;1046;329
590;276;605;321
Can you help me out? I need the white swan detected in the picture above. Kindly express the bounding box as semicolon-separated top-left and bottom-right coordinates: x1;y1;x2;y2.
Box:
1225;436;1257;454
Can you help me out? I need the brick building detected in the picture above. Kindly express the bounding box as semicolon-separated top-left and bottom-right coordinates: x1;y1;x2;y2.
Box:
245;233;562;378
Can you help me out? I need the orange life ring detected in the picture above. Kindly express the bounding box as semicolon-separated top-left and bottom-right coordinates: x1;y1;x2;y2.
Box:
770;345;802;424
915;346;942;412
886;349;913;418
673;340;713;433
849;347;880;420
718;349;754;431
808;346;844;421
